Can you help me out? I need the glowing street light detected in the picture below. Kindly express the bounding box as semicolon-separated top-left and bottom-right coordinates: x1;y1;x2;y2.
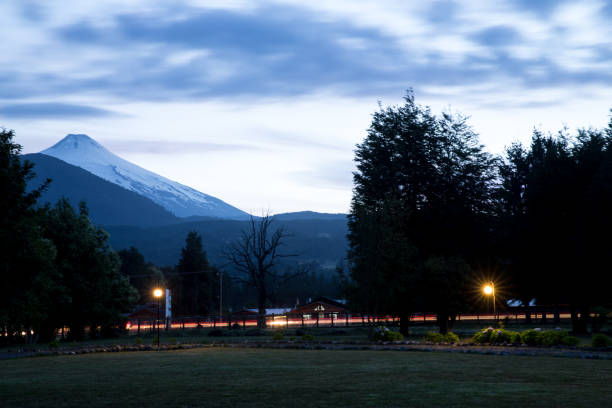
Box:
483;282;496;321
153;288;163;349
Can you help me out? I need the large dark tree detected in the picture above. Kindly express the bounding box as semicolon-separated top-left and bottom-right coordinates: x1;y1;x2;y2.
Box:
173;231;214;316
0;129;59;343
498;117;612;333
118;246;165;303
42;199;138;340
348;92;497;334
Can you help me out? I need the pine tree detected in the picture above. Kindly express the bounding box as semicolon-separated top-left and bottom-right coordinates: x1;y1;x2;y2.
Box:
175;231;213;316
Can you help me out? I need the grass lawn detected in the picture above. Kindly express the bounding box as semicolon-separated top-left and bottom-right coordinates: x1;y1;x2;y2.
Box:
1;348;611;407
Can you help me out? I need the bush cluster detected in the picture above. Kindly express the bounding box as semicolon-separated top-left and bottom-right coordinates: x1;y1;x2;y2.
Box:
424;331;459;343
472;327;579;346
592;333;611;348
370;326;404;341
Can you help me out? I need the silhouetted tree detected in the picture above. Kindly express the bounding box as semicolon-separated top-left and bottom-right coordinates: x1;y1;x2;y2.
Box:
0;129;59;343
349;91;497;334
42;199;138;340
174;231;214;316
224;215;295;328
118;246;165;303
498;114;612;333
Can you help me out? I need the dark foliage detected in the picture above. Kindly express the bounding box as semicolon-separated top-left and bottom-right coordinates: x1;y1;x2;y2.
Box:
171;231;215;316
348;91;500;334
1;129;138;343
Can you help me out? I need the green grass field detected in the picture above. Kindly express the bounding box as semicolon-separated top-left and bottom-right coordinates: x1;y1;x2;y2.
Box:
1;348;611;407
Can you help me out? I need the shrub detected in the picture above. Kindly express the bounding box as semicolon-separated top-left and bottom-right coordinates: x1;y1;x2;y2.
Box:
370;326;404;341
562;336;580;346
386;331;404;341
232;323;242;330
489;329;513;344
474;327;522;344
134;337;143;345
592;334;611;348
272;332;284;341
167;337;177;345
425;332;458;343
521;329;539;345
294;329;305;336
301;334;315;341
244;328;263;336
444;332;460;343
425;332;445;343
537;330;568;346
473;327;494;344
48;339;59;350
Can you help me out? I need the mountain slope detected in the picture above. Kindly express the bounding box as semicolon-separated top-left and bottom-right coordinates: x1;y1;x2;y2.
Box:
24;153;180;227
105;218;349;269
41;134;249;219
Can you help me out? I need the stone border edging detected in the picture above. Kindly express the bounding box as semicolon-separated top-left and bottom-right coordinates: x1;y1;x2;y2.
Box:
3;340;611;360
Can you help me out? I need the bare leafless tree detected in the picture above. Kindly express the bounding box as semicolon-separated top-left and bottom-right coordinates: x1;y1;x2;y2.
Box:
224;214;296;328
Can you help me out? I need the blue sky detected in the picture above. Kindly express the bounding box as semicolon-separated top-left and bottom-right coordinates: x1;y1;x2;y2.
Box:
2;0;611;214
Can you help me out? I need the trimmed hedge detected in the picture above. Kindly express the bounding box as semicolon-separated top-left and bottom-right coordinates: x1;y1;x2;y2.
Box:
425;331;460;343
370;326;404;341
592;333;611;348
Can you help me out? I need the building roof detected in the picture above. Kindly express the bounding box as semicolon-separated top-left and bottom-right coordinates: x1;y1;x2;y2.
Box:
290;297;349;314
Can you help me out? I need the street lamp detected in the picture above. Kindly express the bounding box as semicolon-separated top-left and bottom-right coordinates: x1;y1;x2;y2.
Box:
153;288;163;349
483;283;495;321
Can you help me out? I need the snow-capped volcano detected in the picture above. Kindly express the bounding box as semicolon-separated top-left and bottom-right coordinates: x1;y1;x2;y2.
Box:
41;134;250;219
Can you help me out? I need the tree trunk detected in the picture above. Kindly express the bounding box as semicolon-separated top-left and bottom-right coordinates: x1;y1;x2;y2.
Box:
448;314;457;332
68;323;85;341
553;304;560;324
257;291;267;329
524;307;532;324
570;304;588;334
577;305;590;334
437;312;448;334
399;312;410;336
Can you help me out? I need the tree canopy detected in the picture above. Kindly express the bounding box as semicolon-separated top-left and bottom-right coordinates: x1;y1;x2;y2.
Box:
350;94;612;334
172;231;215;316
1;129;138;343
348;92;497;333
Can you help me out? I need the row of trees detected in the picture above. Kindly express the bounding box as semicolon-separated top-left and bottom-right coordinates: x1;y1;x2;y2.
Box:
1;129;138;342
348;91;612;334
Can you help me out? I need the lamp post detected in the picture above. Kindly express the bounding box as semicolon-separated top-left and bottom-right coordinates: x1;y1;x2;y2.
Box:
153;288;163;350
483;283;495;321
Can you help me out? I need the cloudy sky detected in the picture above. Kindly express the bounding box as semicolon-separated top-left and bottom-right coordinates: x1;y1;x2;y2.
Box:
2;1;611;214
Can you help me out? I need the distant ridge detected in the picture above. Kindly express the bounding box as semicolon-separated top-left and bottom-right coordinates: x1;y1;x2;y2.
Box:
24;153;179;227
41;134;250;219
272;211;347;221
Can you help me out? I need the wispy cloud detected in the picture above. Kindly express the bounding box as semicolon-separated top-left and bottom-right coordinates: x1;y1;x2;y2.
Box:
1;0;609;108
0;102;116;118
